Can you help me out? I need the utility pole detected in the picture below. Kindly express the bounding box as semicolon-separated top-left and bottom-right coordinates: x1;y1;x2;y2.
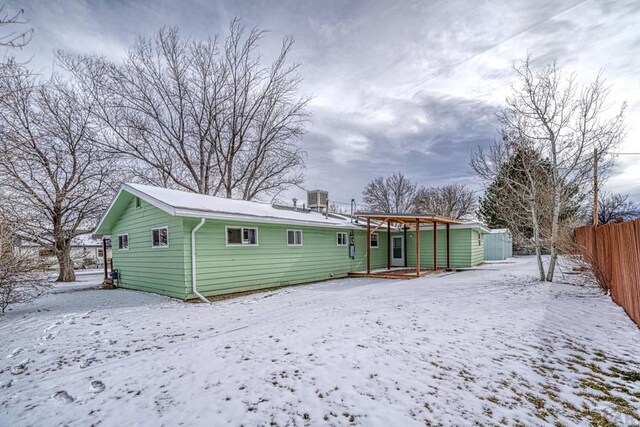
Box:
593;148;598;226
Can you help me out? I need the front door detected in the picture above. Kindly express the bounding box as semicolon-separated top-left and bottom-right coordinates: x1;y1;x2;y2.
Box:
391;236;404;267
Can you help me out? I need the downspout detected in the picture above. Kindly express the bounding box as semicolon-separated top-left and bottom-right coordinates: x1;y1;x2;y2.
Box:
191;218;210;304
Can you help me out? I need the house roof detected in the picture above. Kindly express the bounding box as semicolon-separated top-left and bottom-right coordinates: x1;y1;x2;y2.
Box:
95;183;359;235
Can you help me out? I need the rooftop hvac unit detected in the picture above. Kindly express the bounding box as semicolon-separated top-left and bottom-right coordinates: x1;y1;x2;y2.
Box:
307;190;328;211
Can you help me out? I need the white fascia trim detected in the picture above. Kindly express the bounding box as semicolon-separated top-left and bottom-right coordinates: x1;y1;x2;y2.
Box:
94;184;179;235
174;209;360;230
94;187;125;235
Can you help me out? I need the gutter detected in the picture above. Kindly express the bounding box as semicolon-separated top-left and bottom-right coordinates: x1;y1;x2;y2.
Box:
191;218;210;304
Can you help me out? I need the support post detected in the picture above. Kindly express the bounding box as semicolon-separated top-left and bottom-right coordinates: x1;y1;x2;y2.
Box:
102;237;109;283
403;225;408;267
446;223;450;270
366;217;371;274
387;221;391;270
433;221;437;271
416;218;421;276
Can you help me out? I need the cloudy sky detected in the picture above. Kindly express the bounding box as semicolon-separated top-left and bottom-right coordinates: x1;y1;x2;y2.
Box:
9;0;640;208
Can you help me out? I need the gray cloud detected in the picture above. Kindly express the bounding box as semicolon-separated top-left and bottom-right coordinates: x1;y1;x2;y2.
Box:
7;0;640;207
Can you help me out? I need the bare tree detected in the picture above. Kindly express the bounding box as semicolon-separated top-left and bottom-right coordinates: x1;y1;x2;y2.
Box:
415;184;476;220
0;62;115;282
0;210;47;316
0;5;33;49
584;191;639;225
472;55;625;281
66;20;310;200
362;172;418;213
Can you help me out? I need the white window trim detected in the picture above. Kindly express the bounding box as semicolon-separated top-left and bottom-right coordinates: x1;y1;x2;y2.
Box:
117;233;129;251
337;232;347;246
151;226;170;249
286;229;303;247
225;226;259;246
370;232;379;249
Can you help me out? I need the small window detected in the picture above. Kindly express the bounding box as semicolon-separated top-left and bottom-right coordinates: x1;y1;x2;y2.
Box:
287;229;303;246
97;248;104;258
135;197;141;208
118;234;129;250
226;226;258;246
477;232;483;247
152;227;169;248
370;233;379;248
337;232;347;246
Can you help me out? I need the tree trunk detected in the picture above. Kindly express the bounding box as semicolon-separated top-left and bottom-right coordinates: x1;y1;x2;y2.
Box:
545;187;562;282
55;245;76;282
530;196;546;281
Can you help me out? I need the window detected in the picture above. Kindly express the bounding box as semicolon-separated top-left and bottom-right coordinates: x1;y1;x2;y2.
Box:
118;234;129;250
152;227;169;248
287;230;303;246
226;226;258;246
97;248;104;258
370;233;379;248
477;232;483;247
337;232;347;246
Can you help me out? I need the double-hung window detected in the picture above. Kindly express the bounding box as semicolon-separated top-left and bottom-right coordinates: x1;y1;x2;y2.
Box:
226;226;258;246
337;232;347;246
287;230;303;246
370;233;379;248
118;234;129;250
152;227;169;248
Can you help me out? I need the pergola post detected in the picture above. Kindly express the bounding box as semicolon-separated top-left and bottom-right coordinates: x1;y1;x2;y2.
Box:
387;220;391;270
433;221;437;271
403;225;408;267
366;217;371;274
446;223;450;270
102;237;109;283
416;218;421;276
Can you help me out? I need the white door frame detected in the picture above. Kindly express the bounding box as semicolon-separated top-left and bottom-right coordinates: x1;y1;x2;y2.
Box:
391;235;404;267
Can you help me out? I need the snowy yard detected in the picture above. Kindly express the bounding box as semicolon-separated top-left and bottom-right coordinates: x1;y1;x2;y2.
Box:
1;257;639;426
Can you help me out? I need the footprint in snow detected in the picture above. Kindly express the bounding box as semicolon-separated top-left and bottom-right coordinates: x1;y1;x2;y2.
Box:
0;379;12;389
44;332;57;341
90;380;106;393
52;390;75;404
10;358;29;375
6;347;23;359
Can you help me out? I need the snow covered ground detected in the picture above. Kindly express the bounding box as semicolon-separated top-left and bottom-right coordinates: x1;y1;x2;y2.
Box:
1;257;638;426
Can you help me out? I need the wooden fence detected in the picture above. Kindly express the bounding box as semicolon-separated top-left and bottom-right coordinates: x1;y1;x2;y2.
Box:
575;219;640;327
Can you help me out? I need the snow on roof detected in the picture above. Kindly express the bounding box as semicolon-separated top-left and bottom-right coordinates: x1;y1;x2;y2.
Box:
71;233;103;247
122;183;358;228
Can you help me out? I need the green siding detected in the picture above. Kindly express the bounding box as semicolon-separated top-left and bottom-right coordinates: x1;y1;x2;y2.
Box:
110;199;188;299
404;228;484;268
184;218;388;298
470;230;484;266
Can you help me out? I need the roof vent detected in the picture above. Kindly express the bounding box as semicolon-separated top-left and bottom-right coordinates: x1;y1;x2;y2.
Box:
307;190;328;213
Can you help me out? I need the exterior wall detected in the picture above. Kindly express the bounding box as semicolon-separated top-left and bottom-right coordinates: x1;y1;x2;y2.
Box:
470;229;485;266
405;228;473;268
183;218;389;298
484;231;513;260
404;228;485;268
110;198;188;299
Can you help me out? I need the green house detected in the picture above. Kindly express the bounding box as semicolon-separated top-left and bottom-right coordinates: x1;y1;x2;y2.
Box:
95;184;488;300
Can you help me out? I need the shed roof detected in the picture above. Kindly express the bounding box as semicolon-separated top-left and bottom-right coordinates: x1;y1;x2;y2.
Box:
95;184;358;235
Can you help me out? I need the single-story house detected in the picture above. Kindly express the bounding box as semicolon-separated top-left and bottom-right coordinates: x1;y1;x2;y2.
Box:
483;228;513;261
15;233;112;270
95;184;489;300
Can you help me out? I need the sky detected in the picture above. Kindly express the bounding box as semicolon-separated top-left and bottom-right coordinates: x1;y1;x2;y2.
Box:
7;0;640;209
